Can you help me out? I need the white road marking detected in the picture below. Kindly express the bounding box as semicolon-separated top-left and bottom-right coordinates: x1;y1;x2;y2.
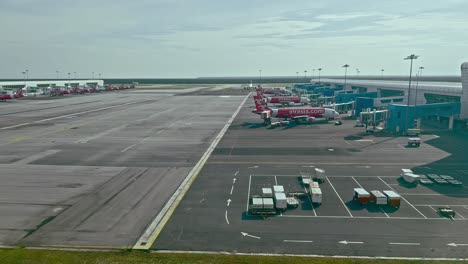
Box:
246;175;252;212
250;174;400;178
389;242;420;246
379;206;390;218
227;199;231;207
351;176;363;188
274;176;278;185
234;170;239;176
0;123;30;130
378;177;427;219
283;240;313;243
339;240;363;245
241;232;260;239
448;243;468;247
230;185;234;195
225;210;230;225
280;214;468;220
326;176;353;217
35;99;154;123
121;144;137;153
232;178;237;184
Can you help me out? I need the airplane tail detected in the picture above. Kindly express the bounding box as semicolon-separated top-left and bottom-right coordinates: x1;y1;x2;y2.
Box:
15;87;24;97
253;95;269;112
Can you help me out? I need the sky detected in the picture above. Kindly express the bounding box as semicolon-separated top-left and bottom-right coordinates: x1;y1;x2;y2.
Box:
1;0;468;78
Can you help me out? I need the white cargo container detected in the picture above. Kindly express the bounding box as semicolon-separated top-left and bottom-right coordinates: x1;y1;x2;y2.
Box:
383;190;401;207
370;190;387;205
274;192;287;211
273;185;284;193
401;168;413;175
310;187;322;204
262;188;273;198
251;198;263;209
263;198;275;209
402;173;420;184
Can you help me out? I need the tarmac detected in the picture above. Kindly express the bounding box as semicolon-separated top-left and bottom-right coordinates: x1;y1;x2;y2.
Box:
154;95;468;258
0;89;245;248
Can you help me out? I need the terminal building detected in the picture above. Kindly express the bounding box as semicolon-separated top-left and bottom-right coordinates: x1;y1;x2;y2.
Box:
296;62;468;132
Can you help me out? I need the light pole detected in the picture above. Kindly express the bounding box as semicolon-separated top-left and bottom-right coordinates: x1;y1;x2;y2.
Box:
68;72;71;86
414;66;424;106
355;68;359;77
342;64;350;89
73;72;77;79
99;73;102;79
92;72;95;79
381;69;384;79
304;70;307;81
56;71;60;79
404;54;419;131
25;69;29;80
318;68;322;82
259;69;262;84
296;71;299;81
312;69;315;80
22;71;26;84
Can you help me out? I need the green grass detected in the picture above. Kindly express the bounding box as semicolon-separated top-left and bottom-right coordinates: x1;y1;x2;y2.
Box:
0;249;464;264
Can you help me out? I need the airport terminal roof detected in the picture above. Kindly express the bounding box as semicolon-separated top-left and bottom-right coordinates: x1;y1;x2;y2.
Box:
320;79;462;95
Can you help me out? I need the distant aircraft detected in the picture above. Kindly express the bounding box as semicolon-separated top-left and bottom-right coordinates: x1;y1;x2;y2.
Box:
256;85;289;95
253;95;339;123
50;86;70;96
1;88;24;101
256;90;309;106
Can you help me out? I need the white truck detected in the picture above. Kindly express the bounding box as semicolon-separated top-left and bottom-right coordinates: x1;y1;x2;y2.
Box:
310;187;322;204
407;137;421;147
313;168;326;183
402;173;420;184
400;169;420;184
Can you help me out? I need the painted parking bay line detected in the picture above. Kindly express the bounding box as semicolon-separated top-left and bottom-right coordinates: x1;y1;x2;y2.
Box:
133;93;250;250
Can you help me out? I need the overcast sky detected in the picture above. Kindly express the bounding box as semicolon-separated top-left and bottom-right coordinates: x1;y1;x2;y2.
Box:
1;0;467;78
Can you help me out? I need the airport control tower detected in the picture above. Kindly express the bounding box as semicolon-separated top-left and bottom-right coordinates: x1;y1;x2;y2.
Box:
461;62;468;119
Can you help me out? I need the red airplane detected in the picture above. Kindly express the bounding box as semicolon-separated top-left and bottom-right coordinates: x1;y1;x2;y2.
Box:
78;86;90;94
256;86;289;95
13;87;24;98
50;87;70;96
256;90;309;105
1;88;24;101
253;95;339;122
69;87;80;94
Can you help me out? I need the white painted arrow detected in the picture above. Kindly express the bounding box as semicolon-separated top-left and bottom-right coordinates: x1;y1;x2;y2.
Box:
227;199;232;206
447;243;468;247
234;171;239;176
241;232;261;239
339;240;363;245
233;178;237;184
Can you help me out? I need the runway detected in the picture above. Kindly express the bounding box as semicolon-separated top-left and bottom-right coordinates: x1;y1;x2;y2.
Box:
0;90;245;247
